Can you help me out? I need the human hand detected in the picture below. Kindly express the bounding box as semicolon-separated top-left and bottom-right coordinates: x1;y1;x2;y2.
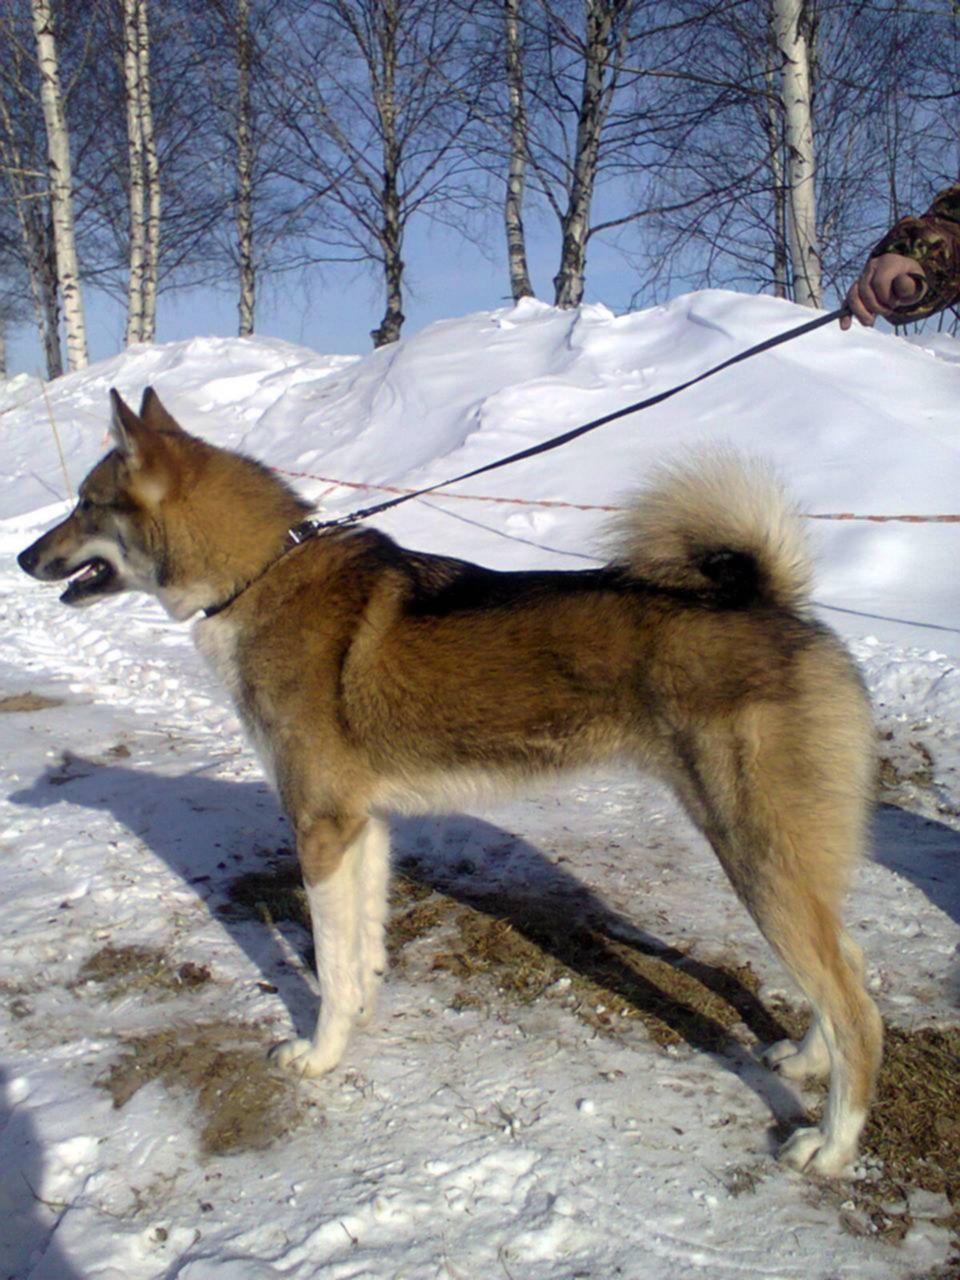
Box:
840;253;928;329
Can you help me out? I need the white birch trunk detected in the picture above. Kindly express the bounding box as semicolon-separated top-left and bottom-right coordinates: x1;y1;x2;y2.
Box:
123;0;159;345
772;0;821;308
553;0;621;310
123;0;146;345
138;0;160;342
504;0;534;302
236;0;255;336
31;0;87;370
370;0;404;347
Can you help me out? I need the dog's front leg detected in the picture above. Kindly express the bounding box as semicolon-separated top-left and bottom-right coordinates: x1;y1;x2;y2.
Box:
271;812;369;1078
353;817;391;1025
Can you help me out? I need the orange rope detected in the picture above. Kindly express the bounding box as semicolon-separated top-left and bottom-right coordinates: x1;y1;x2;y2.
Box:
278;467;960;524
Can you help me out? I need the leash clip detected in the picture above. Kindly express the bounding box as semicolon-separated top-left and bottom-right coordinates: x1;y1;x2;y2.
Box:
287;519;321;545
286;510;363;547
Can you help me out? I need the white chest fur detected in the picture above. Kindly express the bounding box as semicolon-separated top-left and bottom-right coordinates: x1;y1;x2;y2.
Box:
193;614;278;786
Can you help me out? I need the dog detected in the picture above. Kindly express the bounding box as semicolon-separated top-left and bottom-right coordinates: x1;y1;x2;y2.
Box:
18;387;882;1177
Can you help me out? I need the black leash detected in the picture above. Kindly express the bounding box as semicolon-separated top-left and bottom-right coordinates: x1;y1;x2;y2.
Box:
204;303;848;617
290;303;849;540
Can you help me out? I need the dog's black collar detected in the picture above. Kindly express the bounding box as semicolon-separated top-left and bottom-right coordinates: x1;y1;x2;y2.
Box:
203;586;253;619
201;518;333;619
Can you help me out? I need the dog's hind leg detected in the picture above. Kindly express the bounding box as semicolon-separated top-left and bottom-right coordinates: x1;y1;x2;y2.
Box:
271;811;369;1078
763;932;865;1082
678;696;882;1176
707;824;882;1175
752;889;881;1176
354;817;391;1025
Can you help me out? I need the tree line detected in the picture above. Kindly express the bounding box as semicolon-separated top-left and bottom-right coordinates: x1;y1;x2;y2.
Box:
0;0;956;378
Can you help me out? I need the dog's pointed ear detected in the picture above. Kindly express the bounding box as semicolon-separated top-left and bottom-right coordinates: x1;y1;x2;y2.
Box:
109;389;145;461
139;387;184;434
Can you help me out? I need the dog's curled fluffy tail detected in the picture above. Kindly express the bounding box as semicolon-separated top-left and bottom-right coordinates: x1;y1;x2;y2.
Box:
611;451;812;612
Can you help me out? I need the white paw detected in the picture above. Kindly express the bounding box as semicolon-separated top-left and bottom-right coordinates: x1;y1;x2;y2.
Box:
269;1036;342;1079
763;1037;829;1081
778;1126;854;1177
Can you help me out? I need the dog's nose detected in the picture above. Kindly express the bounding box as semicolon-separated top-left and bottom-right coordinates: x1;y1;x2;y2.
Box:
18;544;39;575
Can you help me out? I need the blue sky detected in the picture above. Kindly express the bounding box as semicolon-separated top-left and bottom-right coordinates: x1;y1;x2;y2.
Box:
7;212;655;376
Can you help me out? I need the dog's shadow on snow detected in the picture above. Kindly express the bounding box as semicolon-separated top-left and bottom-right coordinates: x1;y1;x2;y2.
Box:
0;1065;86;1280
872;803;960;926
15;753;957;1141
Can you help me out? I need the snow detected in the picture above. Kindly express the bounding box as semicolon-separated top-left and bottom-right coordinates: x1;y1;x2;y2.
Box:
1;289;959;1278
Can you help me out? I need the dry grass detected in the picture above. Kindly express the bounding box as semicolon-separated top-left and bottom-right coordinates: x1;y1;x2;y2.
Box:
864;1025;960;1197
427;894;799;1051
222;855;958;1214
0;692;63;713
224;862;792;1049
878;732;937;797
219;864;308;929
98;1021;308;1156
75;945;211;1001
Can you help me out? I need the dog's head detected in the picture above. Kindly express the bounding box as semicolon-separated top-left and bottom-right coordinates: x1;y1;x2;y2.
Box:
19;387;313;620
17;388;184;608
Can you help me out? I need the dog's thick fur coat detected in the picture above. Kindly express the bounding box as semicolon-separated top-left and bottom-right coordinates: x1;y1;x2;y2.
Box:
18;389;882;1176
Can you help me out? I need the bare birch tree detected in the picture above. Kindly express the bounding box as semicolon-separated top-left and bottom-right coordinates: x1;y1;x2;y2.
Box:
235;0;255;334
137;0;160;340
122;0;160;344
366;0;404;347
550;0;641;308
623;0;869;308
30;0;87;369
772;0;820;307
503;0;534;300
498;0;664;311
270;0;479;347
123;0;146;343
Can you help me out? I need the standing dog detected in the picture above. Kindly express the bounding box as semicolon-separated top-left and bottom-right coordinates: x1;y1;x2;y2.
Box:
18;388;882;1176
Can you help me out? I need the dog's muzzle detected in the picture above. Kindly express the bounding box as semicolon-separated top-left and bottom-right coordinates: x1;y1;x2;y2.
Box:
18;536;121;606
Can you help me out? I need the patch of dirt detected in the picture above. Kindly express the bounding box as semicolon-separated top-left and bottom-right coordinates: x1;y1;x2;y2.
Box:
0;978;38;1020
99;1021;310;1156
224;859;796;1051
45;748;132;787
863;1025;960;1198
387;878;450;956
720;1163;769;1197
75;945;212;1001
879;747;936;797
425;894;800;1052
877;728;960;819
220;861;307;930
224;852;959;1223
0;692;64;713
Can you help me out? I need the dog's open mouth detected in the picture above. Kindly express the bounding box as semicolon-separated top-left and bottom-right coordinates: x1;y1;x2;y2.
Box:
61;557;119;605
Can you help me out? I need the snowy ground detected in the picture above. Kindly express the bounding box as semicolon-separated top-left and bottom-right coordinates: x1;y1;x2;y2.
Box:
1;292;958;1278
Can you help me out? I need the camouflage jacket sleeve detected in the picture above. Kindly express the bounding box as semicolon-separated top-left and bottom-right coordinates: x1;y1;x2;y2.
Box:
870;184;960;322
